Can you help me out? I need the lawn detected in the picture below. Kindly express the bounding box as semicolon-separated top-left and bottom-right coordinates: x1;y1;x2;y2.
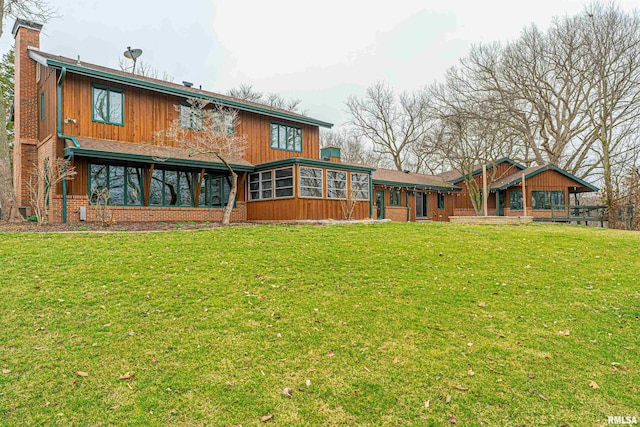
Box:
0;223;638;426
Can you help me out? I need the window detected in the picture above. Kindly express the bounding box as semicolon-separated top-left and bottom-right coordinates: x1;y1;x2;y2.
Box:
249;171;273;200
299;167;323;198
390;188;401;206
416;192;428;217
531;190;565;210
274;168;294;198
179;104;203;130
92;85;124;125
270;123;302;152
350;173;370;200
437;193;445;210
89;163;142;206
40;91;45;121
327;170;347;198
510;190;523;210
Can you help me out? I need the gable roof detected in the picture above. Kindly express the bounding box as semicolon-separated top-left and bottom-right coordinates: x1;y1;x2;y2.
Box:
490;164;599;192
437;157;525;184
29;48;333;129
373;168;461;191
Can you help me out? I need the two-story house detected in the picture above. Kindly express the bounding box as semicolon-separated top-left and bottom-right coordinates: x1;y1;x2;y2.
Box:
11;19;597;225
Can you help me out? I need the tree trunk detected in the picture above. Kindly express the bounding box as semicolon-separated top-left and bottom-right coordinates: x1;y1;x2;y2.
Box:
221;171;237;226
0;86;21;222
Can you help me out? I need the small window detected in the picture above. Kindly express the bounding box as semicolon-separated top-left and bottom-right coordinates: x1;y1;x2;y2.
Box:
249;171;273;200
390;188;401;206
179;104;203;130
40;91;45;121
437;193;445;210
327;170;347;198
270;123;302;152
350;173;369;200
92;85;124;125
510;190;523;210
274;168;294;198
299;167;323;198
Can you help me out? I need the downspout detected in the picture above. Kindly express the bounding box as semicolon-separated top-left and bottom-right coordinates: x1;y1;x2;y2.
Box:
368;171;373;219
57;67;80;223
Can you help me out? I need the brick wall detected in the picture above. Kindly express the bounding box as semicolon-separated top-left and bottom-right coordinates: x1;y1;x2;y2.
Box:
453;208;497;216
385;206;408;222
13;22;41;206
49;195;247;224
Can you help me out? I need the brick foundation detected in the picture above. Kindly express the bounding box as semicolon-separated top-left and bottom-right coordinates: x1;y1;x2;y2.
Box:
49;195;247;224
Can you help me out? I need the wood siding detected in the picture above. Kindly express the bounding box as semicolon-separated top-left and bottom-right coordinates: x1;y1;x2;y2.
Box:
374;187;454;222
60;74;320;165
505;169;579;214
37;65;58;142
453;162;522;212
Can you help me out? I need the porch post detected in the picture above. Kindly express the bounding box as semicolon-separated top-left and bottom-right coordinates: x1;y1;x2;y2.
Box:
482;165;488;216
522;173;527;217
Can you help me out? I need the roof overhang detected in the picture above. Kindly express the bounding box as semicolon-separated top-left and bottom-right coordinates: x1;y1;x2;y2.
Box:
373;179;461;192
255;158;375;173
491;164;599;192
31;50;333;129
64;146;255;172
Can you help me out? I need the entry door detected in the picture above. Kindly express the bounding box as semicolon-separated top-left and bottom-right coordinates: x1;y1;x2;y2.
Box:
497;191;506;216
375;190;385;219
416;191;428;218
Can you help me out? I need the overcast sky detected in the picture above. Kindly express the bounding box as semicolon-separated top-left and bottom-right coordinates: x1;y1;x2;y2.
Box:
3;0;640;126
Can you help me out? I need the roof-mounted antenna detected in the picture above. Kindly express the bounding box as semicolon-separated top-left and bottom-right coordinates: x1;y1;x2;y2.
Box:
77;55;81;65
123;46;143;74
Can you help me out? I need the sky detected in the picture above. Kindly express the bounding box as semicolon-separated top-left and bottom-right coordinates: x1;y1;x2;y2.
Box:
3;0;640;126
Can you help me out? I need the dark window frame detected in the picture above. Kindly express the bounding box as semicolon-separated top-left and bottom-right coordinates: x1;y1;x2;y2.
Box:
270;122;302;153
92;84;124;126
390;188;402;206
437;193;445;210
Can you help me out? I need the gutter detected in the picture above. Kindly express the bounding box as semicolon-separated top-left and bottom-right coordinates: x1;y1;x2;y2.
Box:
56;67;79;223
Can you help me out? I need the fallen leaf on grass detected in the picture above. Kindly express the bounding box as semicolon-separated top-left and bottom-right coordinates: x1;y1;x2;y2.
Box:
446;394;452;403
448;416;458;424
468;369;474;376
76;371;89;377
558;330;570;336
327;351;335;357
305;380;311;387
363;366;370;372
119;373;134;380
282;387;293;398
392;358;398;364
454;385;469;391
2;369;11;374
589;381;600;389
103;323;111;327
478;302;487;307
528;373;535;379
424;400;430;408
261;414;273;423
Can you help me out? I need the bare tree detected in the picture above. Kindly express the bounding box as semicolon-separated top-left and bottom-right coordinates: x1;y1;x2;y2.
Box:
27;157;76;224
320;127;387;167
155;98;247;226
227;84;303;113
0;0;56;221
118;58;174;82
346;82;432;172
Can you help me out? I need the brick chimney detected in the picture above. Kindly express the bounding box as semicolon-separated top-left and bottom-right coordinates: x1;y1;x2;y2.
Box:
12;19;43;206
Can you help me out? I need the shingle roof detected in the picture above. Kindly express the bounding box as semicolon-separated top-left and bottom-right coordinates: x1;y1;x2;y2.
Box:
373;168;460;190
70;137;253;169
30;48;332;128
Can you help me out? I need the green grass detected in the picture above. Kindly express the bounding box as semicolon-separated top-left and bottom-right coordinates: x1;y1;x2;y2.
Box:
0;223;638;426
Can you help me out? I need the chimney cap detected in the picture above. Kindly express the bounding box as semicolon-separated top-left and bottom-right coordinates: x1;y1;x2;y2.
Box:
182;81;193;88
12;18;43;38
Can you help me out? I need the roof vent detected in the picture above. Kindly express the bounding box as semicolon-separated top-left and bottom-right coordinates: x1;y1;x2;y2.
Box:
403;169;411;174
182;81;193;88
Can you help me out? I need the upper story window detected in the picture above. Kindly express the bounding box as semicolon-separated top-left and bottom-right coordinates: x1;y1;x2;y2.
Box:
270;122;302;152
92;85;124;126
179;104;204;130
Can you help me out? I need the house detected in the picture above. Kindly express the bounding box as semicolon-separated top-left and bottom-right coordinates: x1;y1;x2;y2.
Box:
11;19;598;225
